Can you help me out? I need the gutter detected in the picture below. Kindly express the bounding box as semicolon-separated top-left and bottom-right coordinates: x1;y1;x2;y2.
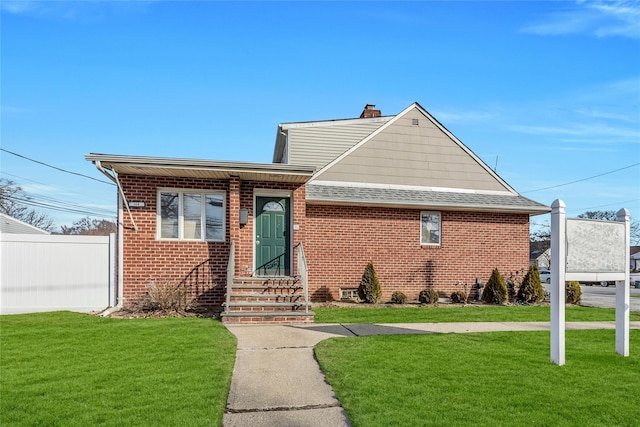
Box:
94;160;138;232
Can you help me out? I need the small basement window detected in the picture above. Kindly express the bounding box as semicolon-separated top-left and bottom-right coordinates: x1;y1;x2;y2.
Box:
340;288;359;301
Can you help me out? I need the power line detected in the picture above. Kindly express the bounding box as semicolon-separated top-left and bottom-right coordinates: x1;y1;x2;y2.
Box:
521;162;640;193
0;148;115;186
569;198;640;214
7;194;115;218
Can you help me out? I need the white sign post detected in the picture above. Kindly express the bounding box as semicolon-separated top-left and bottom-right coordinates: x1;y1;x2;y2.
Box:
550;200;566;365
550;199;630;365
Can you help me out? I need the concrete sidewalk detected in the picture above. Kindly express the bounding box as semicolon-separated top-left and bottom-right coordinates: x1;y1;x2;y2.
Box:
222;321;640;426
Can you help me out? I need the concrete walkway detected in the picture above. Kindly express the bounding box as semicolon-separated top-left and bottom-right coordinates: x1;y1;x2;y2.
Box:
222;321;640;426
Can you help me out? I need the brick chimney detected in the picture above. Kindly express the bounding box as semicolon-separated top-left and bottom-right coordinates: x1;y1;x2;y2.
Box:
360;104;381;118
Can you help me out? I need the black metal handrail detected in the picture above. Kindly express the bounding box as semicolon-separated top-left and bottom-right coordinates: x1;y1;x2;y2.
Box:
253;243;300;276
254;252;286;276
180;258;217;291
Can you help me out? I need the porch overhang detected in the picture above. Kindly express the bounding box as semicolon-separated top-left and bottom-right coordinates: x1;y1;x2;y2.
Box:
85;153;316;183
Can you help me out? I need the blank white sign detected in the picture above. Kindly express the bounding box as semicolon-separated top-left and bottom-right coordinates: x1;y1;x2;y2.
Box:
566;218;626;273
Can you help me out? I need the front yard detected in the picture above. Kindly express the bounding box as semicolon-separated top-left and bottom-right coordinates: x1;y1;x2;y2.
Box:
0;312;236;427
315;329;640;426
2;306;638;426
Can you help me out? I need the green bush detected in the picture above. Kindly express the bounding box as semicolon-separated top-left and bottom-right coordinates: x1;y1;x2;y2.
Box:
358;261;382;303
482;268;508;305
506;269;524;302
517;265;545;304
419;288;439;304
450;291;468;304
566;281;582;304
390;291;408;304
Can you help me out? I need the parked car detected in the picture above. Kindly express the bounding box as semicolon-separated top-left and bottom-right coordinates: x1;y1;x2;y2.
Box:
583;281;615;287
539;269;551;284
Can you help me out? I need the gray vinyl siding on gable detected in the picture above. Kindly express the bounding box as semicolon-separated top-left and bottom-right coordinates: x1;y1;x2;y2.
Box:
316;108;510;192
287;121;388;170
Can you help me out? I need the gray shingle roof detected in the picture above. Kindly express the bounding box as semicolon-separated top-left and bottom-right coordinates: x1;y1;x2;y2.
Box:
306;183;550;214
0;213;50;234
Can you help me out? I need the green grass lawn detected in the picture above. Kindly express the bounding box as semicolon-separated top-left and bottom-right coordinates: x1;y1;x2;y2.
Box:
0;311;236;427
315;329;640;426
314;304;640;324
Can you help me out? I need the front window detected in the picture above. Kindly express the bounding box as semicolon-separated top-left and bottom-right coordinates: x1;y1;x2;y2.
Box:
421;211;441;246
158;189;225;241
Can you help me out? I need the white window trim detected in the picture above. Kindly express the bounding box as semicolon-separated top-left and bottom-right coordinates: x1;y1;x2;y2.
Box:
157;188;226;242
420;211;441;246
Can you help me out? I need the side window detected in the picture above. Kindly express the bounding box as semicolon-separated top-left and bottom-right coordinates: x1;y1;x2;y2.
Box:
160;192;179;239
421;211;441;246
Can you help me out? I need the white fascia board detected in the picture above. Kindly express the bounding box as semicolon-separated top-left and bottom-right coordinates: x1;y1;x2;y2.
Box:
279;116;392;130
85;154;315;175
305;198;551;215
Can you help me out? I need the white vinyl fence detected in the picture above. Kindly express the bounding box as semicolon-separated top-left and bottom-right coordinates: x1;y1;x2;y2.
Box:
1;233;115;315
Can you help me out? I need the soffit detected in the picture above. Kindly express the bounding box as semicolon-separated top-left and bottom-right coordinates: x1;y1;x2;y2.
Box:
85;154;315;183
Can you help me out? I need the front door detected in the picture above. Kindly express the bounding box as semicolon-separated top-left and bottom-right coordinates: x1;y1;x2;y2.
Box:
255;196;290;276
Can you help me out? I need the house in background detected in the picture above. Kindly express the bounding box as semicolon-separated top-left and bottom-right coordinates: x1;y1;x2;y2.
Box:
86;102;550;323
631;247;640;271
0;213;50;235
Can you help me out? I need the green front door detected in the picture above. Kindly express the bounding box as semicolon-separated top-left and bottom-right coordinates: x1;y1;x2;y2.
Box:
255;196;290;276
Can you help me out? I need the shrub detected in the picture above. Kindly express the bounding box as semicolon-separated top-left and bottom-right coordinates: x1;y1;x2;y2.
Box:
136;281;193;312
566;281;582;304
450;291;467;304
358;261;382;304
390;291;408;304
506;269;525;302
419;288;439;304
516;265;545;304
482;268;508;305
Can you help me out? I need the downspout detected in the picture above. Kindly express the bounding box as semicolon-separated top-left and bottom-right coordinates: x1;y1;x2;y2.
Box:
94;160;135;311
99;193;124;316
94;161;138;232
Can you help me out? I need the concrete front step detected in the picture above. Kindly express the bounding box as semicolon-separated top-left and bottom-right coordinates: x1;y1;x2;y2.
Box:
233;276;300;285
225;302;311;310
229;299;304;305
221;310;315;324
222;275;313;323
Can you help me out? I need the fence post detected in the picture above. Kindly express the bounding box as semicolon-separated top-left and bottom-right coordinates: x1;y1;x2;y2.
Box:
109;233;117;307
550;199;566;366
616;208;630;356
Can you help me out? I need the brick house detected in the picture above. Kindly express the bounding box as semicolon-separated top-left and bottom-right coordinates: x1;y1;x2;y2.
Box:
86;102;550;322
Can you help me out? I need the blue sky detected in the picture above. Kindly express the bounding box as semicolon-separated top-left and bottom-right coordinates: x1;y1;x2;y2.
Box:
1;0;639;232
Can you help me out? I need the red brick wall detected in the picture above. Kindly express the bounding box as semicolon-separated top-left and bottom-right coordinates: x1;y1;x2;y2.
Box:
118;175;305;307
304;204;530;301
119;175;230;307
118;174;530;306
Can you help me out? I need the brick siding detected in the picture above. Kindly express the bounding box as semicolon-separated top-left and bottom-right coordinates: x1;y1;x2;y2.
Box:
305;204;530;301
118;175;305;307
118;175;529;306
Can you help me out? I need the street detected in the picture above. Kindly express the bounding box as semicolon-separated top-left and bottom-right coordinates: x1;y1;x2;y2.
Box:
579;284;640;311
